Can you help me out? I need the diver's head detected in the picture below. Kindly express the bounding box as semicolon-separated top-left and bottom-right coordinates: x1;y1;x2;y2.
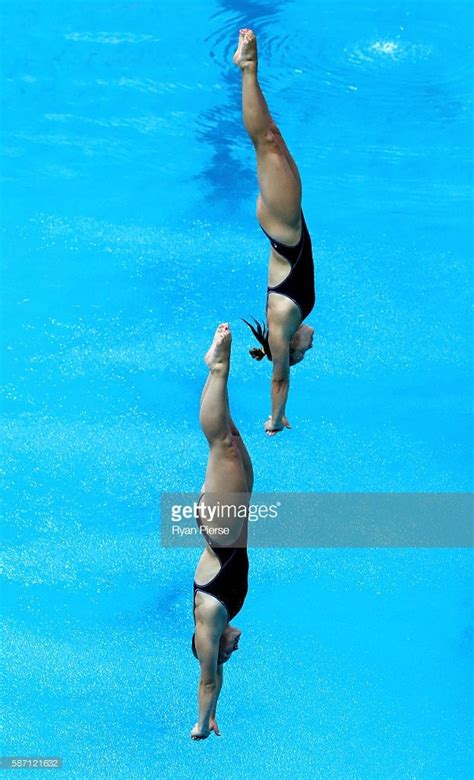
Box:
217;644;235;664
243;318;314;366
191;628;241;664
217;625;242;664
243;317;314;365
218;628;241;664
289;324;314;365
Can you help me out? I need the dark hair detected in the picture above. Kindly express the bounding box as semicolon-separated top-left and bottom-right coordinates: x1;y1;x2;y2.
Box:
242;317;272;361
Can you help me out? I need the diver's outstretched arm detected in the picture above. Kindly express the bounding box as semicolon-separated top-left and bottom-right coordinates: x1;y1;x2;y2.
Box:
191;619;225;740
208;666;223;736
265;326;291;435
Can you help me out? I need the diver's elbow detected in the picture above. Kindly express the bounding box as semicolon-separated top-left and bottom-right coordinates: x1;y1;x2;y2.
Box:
271;375;289;387
199;679;217;692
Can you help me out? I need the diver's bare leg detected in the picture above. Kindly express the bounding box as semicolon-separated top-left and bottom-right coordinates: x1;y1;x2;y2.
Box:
201;376;253;493
200;324;248;495
200;380;253;493
200;324;232;443
234;28;302;232
200;374;211;408
229;418;254;493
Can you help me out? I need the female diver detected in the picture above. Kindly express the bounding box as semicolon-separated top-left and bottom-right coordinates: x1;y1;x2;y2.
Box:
235;29;316;436
191;323;253;740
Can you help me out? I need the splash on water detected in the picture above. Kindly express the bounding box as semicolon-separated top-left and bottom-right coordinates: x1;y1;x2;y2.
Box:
348;39;432;68
371;40;399;56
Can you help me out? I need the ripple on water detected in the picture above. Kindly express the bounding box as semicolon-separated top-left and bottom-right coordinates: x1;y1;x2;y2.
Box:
64;32;161;45
205;2;289;69
203;4;470;108
267;31;439;96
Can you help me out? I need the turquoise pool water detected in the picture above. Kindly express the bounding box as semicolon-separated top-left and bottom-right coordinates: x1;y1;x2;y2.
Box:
2;1;473;777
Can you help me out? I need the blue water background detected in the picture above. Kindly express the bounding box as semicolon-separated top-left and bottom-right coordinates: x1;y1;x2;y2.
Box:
2;1;473;778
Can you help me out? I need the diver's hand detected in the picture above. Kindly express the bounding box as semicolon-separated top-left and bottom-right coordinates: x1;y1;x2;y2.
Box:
264;415;291;436
191;723;210;740
209;716;221;736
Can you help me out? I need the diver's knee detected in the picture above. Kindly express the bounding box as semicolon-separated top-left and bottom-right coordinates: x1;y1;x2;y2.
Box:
218;432;240;455
255;127;280;152
269;121;282;137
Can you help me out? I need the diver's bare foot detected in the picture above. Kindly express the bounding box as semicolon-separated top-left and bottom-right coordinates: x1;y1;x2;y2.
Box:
233;28;257;71
204;323;231;370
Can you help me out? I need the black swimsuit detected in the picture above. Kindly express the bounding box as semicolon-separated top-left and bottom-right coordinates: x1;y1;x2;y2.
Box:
260;210;315;322
192;499;249;653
